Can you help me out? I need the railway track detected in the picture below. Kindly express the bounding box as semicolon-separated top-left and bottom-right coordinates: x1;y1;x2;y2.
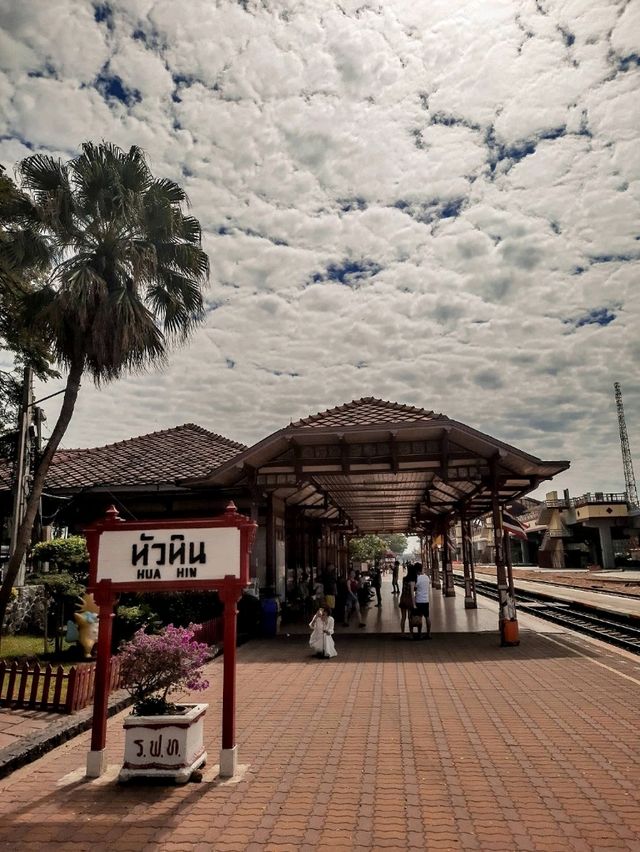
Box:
454;577;640;655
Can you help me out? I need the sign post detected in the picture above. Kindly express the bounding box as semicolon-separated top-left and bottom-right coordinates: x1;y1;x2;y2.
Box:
83;502;256;779
220;582;239;777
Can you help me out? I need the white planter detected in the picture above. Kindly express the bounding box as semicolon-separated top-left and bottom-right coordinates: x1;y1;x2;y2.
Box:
119;703;208;784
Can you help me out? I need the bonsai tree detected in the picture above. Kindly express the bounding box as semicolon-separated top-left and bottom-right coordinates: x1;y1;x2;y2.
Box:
30;535;89;655
119;624;210;716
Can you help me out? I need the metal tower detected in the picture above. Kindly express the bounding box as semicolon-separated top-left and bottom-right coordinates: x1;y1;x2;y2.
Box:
614;382;638;507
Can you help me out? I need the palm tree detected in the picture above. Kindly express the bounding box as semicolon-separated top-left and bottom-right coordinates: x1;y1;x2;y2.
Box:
0;142;209;630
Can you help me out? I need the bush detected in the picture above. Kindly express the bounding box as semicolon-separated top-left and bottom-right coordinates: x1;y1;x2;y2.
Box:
31;536;89;574
114;603;161;646
119;624;210;716
127;591;223;627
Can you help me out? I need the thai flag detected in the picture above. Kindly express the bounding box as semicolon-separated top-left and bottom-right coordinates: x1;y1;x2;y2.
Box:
503;511;528;540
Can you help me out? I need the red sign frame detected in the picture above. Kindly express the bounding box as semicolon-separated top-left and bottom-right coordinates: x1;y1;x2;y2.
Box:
85;502;256;595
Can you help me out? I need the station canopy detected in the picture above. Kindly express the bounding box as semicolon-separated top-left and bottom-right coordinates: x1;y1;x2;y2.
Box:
185;399;570;534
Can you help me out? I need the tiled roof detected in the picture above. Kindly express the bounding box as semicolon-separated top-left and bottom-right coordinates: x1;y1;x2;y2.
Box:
0;424;246;492
290;397;446;429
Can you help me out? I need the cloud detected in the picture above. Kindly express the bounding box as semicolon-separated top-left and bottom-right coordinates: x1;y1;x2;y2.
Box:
1;0;638;500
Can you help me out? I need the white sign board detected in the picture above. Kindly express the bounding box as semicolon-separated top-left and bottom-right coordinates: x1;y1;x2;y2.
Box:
96;526;241;585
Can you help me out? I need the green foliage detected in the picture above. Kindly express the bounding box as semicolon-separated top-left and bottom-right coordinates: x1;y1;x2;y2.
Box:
383;534;408;555
28;572;85;604
114;603;162;645
119;590;222;629
1;143;209;383
0;167;57;385
0;144;210;634
0;367;20;442
31;536;89;572
349;535;388;564
30;538;90;655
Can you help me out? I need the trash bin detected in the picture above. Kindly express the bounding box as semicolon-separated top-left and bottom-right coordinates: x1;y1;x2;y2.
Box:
261;597;279;637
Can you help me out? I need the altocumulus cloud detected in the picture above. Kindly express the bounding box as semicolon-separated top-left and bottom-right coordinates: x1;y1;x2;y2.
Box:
0;0;639;497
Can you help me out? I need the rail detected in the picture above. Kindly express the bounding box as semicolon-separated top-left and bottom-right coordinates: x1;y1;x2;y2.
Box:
454;577;640;655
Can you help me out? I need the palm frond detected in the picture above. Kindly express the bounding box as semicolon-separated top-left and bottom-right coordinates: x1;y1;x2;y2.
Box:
149;178;187;206
0;228;53;276
86;286;166;381
155;242;209;280
19;154;67;195
19;154;75;237
4;141;209;385
147;272;205;338
178;215;202;244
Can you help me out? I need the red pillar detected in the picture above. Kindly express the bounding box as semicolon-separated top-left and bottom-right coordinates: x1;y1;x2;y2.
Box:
442;518;455;597
220;581;240;776
461;508;477;609
491;472;519;646
86;580;116;778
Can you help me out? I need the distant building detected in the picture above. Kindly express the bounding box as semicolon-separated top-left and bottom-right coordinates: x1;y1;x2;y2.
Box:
464;490;640;570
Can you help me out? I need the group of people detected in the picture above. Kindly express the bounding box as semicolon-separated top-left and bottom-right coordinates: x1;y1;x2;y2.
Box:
398;561;432;640
308;559;431;658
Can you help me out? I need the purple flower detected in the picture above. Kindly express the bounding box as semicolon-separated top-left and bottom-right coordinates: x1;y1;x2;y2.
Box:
119;623;210;712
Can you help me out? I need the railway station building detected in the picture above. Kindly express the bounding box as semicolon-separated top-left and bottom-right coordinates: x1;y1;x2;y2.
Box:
0;398;571;644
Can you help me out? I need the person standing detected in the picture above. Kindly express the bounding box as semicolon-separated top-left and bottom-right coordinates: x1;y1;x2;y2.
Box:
413;562;431;639
344;570;366;628
371;565;382;607
399;563;417;634
392;560;400;595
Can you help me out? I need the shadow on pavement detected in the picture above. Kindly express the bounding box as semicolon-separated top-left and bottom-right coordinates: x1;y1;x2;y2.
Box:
240;630;589;663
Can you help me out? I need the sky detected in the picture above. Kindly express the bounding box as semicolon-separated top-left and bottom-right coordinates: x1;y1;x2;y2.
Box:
1;0;639;501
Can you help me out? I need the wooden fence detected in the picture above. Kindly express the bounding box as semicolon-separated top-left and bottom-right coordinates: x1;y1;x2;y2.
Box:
193;616;224;646
0;616;222;715
0;657;123;714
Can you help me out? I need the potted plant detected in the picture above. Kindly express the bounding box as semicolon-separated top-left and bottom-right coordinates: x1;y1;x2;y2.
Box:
118;624;210;784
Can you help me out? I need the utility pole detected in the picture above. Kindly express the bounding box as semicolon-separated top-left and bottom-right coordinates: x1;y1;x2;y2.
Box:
10;367;34;586
614;382;638;508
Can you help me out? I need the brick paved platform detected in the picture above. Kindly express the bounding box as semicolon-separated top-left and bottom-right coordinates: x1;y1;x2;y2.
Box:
0;601;639;851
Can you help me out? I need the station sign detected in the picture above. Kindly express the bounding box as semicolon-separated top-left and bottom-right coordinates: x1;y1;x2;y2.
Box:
85;503;256;594
96;526;241;585
83;502;257;781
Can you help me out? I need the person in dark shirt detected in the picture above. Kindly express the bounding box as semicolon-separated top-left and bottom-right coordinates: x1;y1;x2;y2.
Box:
371;566;382;607
392;560;400;595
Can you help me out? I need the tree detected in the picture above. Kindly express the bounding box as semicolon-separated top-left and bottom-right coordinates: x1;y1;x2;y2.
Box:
30;535;90;655
349;534;388;565
0;142;209;633
382;534;408;555
0;167;57;446
0;166;55;370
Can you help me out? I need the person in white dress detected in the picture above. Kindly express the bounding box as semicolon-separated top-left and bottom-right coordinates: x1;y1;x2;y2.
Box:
309;607;337;658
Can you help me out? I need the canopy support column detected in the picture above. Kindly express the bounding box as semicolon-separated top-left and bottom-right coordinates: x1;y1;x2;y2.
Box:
504;528;517;612
423;532;431;579
491;464;519;645
265;492;275;591
430;535;441;590
460;508;477;609
442;518;455;597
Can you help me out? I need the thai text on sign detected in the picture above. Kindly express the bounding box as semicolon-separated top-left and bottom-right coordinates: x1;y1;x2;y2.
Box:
95;527;241;584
